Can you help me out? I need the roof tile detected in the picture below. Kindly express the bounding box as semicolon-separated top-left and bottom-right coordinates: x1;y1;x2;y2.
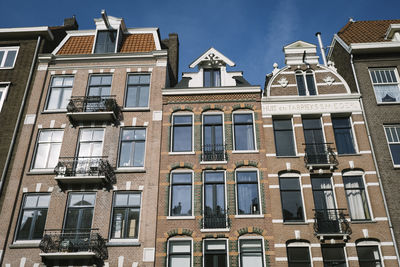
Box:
120;33;156;53
57;35;94;55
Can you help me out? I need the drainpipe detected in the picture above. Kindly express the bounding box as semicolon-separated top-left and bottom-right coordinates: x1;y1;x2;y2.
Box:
0;35;42;266
351;54;400;265
316;32;328;66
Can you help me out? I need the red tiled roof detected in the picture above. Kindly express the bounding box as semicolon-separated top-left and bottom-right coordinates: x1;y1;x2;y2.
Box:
337;19;400;45
57;35;94;55
56;33;156;55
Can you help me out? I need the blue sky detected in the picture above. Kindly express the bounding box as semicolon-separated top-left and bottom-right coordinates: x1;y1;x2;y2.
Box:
1;0;400;87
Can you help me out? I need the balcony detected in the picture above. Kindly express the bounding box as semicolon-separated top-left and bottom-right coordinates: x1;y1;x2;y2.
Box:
54;157;115;185
313;209;351;241
303;143;338;171
39;228;107;262
66;95;120;125
201;144;227;162
201;209;230;230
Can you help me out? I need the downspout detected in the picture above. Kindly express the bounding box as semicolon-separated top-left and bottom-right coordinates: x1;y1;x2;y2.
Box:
351;53;400;265
0;36;42;198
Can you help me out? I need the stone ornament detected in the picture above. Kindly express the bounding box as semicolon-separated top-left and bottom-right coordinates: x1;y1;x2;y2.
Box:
323;76;335;86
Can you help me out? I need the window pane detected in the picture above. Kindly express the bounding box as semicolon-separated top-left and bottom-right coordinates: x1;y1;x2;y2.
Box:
275;130;296;156
237;183;259;214
120;142;134;167
281;191;304;221
242;254;263;267
237;171;257;182
173;125;192;152
47;88;62;110
16;211;35;240
296;74;306;96
170;255;190;267
37;195;51;207
25;195;38;208
111;209;125;238
128;193;141;206
133;141;145;166
306;73;317;95
32;210;47;239
205;172;224;182
115;193;129;206
332;117;356;154
389;144;400;165
33;144;50;169
4;50;17;67
170;241;191;253
94;30;117;53
204;114;222;124
127;208;139;238
234;124;255;150
172;173;192;183
204;69;211;87
0;51;4;64
240;239;262;252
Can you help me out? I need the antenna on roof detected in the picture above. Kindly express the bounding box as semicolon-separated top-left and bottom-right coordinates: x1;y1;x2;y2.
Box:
349;17;355;22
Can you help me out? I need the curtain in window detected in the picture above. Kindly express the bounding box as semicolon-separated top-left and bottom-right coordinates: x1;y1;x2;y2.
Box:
374;84;400;103
344;177;370;220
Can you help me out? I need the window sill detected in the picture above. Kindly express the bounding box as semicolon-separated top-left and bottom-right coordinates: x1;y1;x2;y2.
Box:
27;169;55;175
10;240;41;248
107;239;141;247
41;109;67;114
283;221;309;225
276;155;300;158
200;228;230;233
0;67;15;70
232;150;259;154
350;220;376;224
234;214;264;218
169;152;196;155
115;167;145;173
200;161;227;165
122;107;150;112
167;216;195;220
337;153;361;157
376;102;400;106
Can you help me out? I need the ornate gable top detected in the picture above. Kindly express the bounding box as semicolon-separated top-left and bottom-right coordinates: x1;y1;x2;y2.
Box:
189;47;235;68
283;40;319;65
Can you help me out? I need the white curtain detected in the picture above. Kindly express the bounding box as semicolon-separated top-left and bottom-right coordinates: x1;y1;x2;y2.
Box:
345;181;368;220
374;84;400;103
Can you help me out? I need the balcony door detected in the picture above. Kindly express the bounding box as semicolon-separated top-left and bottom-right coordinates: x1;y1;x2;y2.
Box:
203;114;224;161
204;172;226;229
204;240;227;267
86;75;112;111
303;118;327;164
76;129;104;175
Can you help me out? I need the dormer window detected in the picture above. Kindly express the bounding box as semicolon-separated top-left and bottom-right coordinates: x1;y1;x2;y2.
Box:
94;30;117;54
295;70;317;96
204;68;221;87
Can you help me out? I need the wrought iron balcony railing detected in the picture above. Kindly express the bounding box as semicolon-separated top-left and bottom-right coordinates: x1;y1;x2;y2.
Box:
202;209;230;229
39;228;108;260
54;157;115;184
202;144;227;162
313;209;351;238
66;95;120;124
304;143;338;170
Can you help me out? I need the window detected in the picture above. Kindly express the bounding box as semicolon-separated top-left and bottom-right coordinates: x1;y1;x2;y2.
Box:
15;194;50;240
203;113;224;161
343;176;371;221
279;177;304;222
239;239;264;267
369;68;400;103
332;117;356;154
204;240;228;267
32;130;63;170
77;128;104;158
94;30;117;53
273;118;296;156
204;68;221;87
0;83;10;112
119;128;146;167
233;113;256;151
384;125;400;166
170;172;192;216
171;114;193;152
356;245;382;267
287;246;311;267
168;240;192;267
296;70;317;96
46;76;74;110
203;172;226;228
111;192;141;239
321;246;346;267
125;74;150;108
0;46;19;68
87;75;112;97
64;193;95;235
303;118;327;164
236;170;260;215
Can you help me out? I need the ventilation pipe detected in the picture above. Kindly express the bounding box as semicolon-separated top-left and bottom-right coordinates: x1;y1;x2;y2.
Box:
101;9;111;30
315;32;327;66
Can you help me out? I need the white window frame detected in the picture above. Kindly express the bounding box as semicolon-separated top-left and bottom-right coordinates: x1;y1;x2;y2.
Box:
168;169;194;219
383;125;400;167
45;75;74;112
232;110;258;152
342;171;374;221
295;70;318;96
272;116;298;157
0;82;10;112
238;236;266;267
167;237;193;267
234;168;263;218
124;73;152;110
170;112;194;154
203;238;229;267
279;173;307;222
368;68;400;104
117;127;147;170
92;27;121;54
31;129;64;171
0;46;19;69
286;241;313;267
356;241;384;267
201;111;226;164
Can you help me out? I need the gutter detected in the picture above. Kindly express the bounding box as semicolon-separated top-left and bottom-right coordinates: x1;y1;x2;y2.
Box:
350;54;400;264
0;35;42;265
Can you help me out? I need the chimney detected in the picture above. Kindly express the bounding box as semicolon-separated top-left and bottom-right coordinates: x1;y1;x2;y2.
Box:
63;16;78;30
315;32;327;66
165;33;179;87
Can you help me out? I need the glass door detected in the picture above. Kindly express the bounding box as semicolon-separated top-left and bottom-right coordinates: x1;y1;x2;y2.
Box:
204;240;227;267
76;129;104;175
203;114;224;161
204;172;226;228
303;118;327;164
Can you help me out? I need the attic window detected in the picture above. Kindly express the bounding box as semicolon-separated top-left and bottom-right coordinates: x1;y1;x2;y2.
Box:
94;30;117;54
204;68;221;87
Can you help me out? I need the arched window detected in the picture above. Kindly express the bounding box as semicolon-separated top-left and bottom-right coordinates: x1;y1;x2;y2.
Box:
342;171;371;221
239;236;265;267
286;241;312;267
356;240;383;267
167;237;193;267
295;70;317;96
169;170;193;217
171;112;193;153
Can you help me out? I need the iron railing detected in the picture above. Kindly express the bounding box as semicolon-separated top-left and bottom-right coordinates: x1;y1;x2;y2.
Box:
67;95;119;114
202;144;227;162
39;228;108;260
313;209;351;236
54;156;115;184
202;209;230;229
304;143;338;167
